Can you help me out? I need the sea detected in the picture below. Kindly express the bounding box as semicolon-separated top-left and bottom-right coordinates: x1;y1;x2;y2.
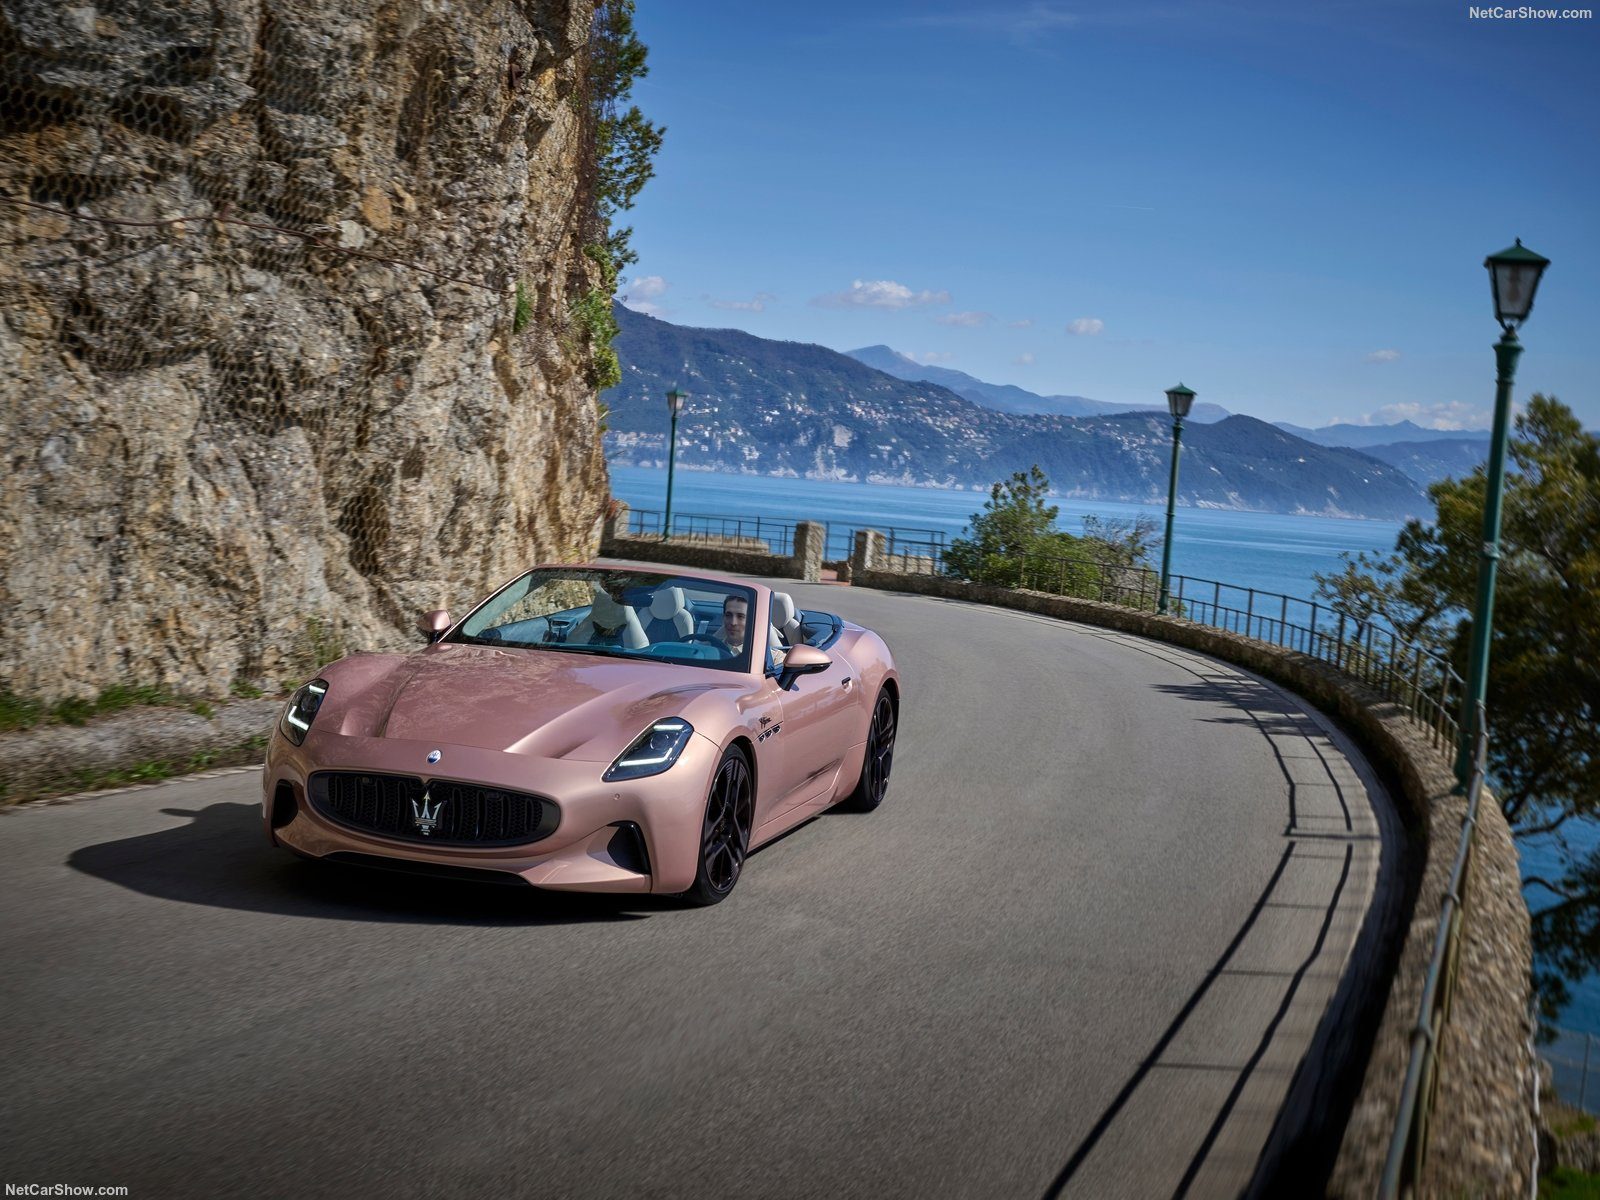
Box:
609;465;1403;600
611;464;1593;1035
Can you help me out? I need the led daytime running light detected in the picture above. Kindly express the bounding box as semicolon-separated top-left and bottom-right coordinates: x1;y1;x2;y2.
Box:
280;678;330;747
604;717;694;781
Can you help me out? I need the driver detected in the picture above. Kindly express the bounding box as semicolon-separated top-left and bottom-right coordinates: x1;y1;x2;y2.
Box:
714;594;749;655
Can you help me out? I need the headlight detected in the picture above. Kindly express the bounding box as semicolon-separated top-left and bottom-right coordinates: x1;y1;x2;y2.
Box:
604;717;694;781
280;679;329;747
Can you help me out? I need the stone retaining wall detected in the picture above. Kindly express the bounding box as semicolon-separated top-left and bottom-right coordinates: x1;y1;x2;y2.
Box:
600;520;826;583
849;569;1534;1199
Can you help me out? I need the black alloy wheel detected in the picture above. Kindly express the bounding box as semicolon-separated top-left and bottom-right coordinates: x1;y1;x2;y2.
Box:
683;746;754;906
847;690;896;812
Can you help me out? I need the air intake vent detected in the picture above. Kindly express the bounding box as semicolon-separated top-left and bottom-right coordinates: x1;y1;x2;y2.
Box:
308;772;559;846
271;781;299;829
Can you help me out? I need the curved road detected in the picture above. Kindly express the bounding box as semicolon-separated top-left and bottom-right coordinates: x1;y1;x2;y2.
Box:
0;576;1399;1198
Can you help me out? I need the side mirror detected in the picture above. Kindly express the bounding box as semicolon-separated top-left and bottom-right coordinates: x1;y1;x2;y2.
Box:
418;609;452;643
777;643;830;689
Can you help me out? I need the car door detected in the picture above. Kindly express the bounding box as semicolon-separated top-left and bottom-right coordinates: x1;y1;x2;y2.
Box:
773;643;863;810
744;674;793;836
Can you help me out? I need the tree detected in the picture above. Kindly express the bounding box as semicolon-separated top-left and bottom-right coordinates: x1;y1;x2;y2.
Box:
1313;395;1600;1014
944;467;1158;601
944;466;1063;587
589;1;664;271
1081;513;1160;567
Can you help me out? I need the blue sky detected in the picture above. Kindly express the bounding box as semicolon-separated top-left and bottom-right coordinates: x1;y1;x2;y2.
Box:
617;1;1598;430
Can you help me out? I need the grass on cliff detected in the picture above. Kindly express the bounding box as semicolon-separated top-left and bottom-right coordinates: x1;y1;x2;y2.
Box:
59;734;271;798
1543;1166;1600;1199
0;683;257;733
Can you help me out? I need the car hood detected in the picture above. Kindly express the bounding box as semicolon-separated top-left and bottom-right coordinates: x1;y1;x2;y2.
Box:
327;644;745;760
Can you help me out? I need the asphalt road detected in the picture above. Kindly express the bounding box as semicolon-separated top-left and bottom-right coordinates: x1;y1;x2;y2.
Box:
0;576;1399;1199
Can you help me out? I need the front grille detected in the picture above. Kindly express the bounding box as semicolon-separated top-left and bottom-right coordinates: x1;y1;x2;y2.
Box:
308;772;559;847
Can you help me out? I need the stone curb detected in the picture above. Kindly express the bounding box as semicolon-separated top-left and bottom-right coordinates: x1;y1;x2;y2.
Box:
851;570;1535;1198
5;764;264;810
0;698;281;806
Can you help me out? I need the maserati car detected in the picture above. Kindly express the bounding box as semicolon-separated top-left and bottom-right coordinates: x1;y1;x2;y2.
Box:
262;564;899;904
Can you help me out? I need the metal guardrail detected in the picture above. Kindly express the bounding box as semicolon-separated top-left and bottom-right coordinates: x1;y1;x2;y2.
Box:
1379;708;1488;1199
624;508;808;555
878;540;1463;759
1540;1023;1600;1114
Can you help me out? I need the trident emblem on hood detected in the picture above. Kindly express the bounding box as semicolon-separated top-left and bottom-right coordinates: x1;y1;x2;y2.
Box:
412;788;444;836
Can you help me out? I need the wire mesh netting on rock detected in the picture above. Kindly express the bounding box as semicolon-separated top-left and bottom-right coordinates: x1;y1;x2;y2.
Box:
0;0;611;701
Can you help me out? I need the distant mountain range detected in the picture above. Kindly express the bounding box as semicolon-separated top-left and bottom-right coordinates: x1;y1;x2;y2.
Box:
1273;419;1491;449
846;345;1234;422
1355;438;1494;486
841;347;1490;486
605;306;1430;520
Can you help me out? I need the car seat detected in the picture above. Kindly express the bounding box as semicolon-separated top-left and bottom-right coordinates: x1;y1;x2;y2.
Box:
643;586;694;643
768;591;803;651
571;585;648;649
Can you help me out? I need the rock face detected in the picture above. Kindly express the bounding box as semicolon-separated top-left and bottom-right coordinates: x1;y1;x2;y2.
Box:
0;0;610;699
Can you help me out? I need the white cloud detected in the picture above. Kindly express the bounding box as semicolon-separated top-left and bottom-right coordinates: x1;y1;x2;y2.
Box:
1365;348;1402;363
621;275;669;316
708;291;776;313
1359;400;1492;430
1013;352;1036;366
906;351;956;364
1008;318;1034;329
935;310;992;327
811;279;952;309
1066;317;1105;336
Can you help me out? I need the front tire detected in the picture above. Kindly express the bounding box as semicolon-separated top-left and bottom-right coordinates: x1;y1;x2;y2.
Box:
681;745;754;906
846;690;896;812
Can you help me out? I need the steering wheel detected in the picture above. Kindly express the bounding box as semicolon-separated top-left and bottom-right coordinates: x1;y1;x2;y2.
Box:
679;633;736;658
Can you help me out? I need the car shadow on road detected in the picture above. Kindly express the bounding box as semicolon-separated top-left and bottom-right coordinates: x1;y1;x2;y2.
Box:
67;801;664;926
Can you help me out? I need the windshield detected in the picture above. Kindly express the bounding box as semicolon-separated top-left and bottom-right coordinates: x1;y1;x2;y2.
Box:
443;568;758;673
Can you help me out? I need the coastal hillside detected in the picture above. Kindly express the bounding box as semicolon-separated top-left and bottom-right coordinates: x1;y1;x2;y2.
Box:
847;345;1233;422
605;306;1428;519
1273;419;1491;449
1357;437;1493;485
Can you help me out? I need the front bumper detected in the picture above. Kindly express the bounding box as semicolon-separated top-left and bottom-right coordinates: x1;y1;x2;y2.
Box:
263;728;720;894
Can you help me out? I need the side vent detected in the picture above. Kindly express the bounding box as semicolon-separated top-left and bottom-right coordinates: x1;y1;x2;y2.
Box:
606;822;651;876
271;781;299;829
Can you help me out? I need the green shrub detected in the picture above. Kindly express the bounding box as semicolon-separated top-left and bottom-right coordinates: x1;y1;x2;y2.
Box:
0;689;45;732
569;287;621;389
1542;1165;1600;1199
512;280;533;334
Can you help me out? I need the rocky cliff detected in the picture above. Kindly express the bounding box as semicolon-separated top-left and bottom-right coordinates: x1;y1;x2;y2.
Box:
0;0;610;700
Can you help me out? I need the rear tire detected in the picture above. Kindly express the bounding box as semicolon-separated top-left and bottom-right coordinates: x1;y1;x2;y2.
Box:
846;690;896;812
681;745;754;906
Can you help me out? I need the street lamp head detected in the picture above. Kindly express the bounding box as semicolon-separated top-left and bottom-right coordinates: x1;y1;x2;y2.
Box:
1485;239;1550;330
1164;383;1196;420
665;385;687;415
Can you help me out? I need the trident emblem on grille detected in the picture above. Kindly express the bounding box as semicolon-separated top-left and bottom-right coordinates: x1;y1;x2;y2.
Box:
412;788;444;836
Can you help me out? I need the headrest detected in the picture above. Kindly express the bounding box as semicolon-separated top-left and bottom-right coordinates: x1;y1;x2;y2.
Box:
649;586;686;619
770;592;796;629
590;585;629;630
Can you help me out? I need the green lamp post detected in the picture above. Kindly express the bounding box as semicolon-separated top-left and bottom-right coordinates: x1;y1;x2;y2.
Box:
1157;383;1196;615
663;385;687;541
1454;239;1550;787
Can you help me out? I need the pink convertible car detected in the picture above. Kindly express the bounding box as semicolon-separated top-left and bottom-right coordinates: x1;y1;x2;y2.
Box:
263;565;899;904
